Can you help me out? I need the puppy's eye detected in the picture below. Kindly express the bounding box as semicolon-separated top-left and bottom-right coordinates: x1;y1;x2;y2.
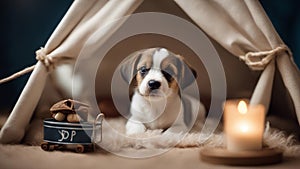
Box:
139;66;149;77
163;66;175;82
162;71;173;82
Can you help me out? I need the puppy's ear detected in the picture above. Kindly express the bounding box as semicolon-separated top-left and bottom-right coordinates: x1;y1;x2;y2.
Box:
120;52;141;84
177;55;197;89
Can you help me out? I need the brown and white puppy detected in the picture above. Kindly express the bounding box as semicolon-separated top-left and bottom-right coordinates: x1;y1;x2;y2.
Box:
121;48;205;135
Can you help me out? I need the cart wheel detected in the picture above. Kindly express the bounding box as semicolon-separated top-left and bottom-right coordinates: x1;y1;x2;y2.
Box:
75;145;84;153
49;144;55;151
84;144;94;152
90;144;95;152
41;142;50;151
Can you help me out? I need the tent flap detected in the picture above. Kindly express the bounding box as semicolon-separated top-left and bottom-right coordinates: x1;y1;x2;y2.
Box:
175;0;300;124
0;0;143;143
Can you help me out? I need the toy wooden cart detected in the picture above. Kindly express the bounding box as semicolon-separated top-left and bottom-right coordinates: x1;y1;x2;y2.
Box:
41;113;104;153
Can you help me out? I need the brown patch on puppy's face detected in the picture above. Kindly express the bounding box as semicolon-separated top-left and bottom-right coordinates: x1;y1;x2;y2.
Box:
160;56;179;92
135;49;155;88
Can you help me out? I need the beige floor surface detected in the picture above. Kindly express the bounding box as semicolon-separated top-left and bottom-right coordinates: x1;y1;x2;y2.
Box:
0;144;299;169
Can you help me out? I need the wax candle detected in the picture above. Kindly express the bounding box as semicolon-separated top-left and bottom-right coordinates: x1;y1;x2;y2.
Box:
224;100;265;152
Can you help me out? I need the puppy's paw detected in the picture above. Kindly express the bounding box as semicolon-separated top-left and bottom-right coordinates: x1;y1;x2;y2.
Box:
125;120;146;135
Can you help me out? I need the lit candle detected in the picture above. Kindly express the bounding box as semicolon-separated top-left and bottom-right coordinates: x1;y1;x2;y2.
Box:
224;100;265;152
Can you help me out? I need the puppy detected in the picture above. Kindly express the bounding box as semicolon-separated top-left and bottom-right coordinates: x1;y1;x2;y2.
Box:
121;48;205;135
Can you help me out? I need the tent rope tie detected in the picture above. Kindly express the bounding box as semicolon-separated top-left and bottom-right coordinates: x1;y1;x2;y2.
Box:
35;47;55;71
239;45;292;71
0;47;54;85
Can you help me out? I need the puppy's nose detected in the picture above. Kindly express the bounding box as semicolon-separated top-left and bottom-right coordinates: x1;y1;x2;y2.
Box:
148;80;161;90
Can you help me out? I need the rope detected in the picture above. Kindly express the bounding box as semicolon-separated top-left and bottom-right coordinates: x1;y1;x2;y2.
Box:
0;45;292;84
239;45;292;71
35;47;55;71
0;47;54;84
0;65;35;84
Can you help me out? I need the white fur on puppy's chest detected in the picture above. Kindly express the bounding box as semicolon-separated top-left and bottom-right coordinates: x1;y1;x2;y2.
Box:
128;91;182;130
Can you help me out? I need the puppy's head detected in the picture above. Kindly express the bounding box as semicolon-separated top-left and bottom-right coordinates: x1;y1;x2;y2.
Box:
121;48;197;98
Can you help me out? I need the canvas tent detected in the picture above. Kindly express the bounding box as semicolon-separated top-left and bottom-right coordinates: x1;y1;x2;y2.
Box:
0;0;299;145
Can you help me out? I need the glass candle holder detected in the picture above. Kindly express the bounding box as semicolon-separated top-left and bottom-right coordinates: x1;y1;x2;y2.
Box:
224;100;265;152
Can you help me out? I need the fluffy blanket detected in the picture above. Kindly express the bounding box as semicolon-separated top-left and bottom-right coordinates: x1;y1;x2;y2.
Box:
1;115;300;169
20;117;300;157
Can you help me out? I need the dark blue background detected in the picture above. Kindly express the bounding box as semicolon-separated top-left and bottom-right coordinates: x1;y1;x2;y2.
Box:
0;0;299;110
0;0;73;110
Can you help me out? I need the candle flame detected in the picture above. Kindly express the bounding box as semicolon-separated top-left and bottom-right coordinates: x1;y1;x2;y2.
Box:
238;100;247;114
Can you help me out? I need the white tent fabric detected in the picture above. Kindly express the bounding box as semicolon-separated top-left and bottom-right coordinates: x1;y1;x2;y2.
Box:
0;0;143;144
175;0;299;116
0;0;299;144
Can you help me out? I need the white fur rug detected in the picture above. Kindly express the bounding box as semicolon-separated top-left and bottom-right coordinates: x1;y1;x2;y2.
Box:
22;117;300;157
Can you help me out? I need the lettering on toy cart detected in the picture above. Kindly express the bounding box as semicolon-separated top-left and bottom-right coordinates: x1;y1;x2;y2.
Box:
58;130;77;142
